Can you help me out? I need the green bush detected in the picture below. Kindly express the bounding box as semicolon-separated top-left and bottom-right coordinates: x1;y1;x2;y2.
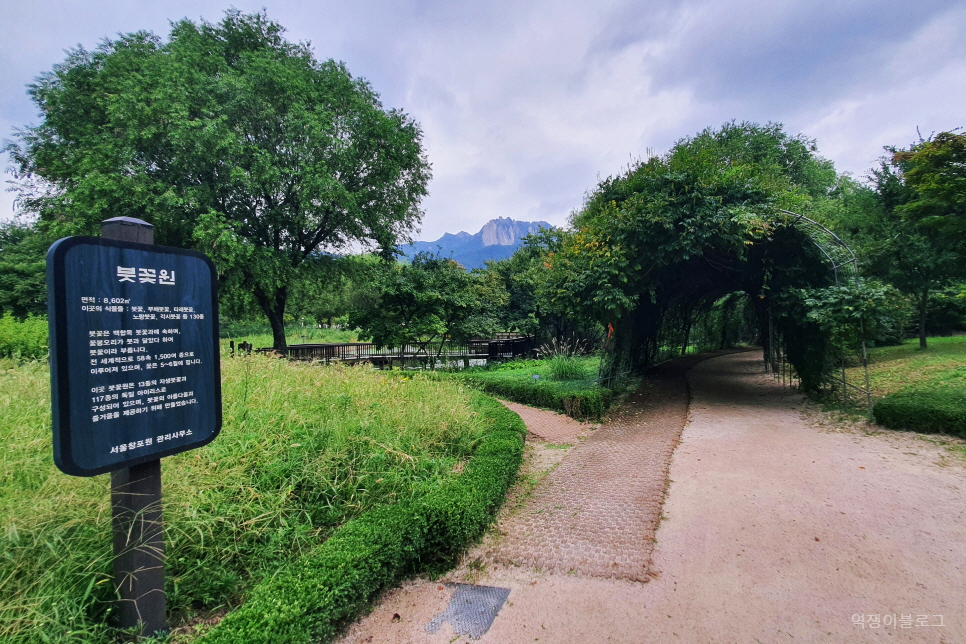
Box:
202;392;524;644
873;384;966;438
0;313;48;360
924;290;966;336
458;374;612;420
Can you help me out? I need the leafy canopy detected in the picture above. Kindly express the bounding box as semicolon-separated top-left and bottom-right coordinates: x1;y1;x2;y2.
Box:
545;122;834;323
349;253;506;354
6;9;431;350
0;220;48;319
535;122;841;386
893;131;966;238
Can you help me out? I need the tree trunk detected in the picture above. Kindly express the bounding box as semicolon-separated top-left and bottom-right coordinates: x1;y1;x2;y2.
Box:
918;287;929;350
253;286;289;352
719;307;728;350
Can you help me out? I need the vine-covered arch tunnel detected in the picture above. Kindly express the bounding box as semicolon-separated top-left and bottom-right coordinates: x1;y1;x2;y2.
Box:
548;123;869;390
597;213;849;391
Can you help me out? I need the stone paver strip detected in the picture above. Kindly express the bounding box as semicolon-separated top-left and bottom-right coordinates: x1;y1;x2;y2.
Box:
496;399;592;444
483;355;721;581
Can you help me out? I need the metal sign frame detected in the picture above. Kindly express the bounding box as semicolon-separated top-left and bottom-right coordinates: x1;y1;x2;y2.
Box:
47;235;222;476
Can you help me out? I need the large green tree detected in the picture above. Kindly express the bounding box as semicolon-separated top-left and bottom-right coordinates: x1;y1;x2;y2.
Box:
846;143;965;349
7;10;431;350
894;131;966;240
349;253;504;359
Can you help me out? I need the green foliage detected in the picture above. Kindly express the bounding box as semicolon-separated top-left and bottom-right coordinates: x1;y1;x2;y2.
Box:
349;253;505;353
0;313;49;360
478;228;604;344
542;121;838;383
451;356;612;420
800;284;903;354
0;221;48;319
893;131;966;240
536;337;589;380
288;254;383;329
493;357;544;371
924;288;966;336
873;382;966;438
7;9;431;351
461;376;612;420
0;356;491;642
688;291;758;352
200;392;524;644
831;137;966;348
546;355;584;381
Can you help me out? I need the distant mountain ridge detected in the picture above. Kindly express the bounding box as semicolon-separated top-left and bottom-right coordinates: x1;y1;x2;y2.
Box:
401;217;552;269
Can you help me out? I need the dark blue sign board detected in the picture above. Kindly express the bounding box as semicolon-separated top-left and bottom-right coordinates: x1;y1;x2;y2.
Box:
47;236;221;476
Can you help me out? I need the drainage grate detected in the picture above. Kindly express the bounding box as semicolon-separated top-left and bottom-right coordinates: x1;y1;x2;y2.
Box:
425;583;511;639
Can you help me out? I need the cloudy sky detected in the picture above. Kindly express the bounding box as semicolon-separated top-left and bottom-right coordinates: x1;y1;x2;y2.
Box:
2;1;964;241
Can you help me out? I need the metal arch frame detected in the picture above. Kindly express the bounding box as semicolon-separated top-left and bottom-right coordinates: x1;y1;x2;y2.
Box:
772;209;872;410
779;210;859;288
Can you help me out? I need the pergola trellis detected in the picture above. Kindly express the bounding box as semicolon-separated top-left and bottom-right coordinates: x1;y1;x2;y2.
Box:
772;210;872;409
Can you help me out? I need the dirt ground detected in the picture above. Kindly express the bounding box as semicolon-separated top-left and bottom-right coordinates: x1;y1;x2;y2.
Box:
336;351;966;643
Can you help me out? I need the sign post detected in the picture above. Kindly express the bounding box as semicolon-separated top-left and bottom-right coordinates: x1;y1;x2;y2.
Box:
46;217;221;637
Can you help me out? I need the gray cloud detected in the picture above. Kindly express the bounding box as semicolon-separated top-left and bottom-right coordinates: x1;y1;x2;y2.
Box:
2;0;965;240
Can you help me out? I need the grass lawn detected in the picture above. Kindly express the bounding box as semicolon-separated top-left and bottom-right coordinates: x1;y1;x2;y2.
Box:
449;355;620;420
220;323;358;349
0;354;491;643
848;335;966;401
840;335;966;446
464;355;602;391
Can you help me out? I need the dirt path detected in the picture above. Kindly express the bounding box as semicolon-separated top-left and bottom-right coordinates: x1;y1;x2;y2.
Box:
337;351;966;643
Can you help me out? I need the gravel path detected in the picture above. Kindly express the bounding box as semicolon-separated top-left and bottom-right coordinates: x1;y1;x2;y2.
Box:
337;351;966;643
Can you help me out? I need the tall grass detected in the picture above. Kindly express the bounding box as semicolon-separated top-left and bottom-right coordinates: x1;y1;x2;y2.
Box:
0;354;487;643
535;337;590;381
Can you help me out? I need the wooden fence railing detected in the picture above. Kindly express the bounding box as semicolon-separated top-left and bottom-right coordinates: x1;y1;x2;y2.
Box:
256;336;536;368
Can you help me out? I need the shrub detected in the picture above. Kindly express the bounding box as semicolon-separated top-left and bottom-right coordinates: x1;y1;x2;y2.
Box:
873;385;966;438
458;374;612;421
202;392;524;644
0;313;48;360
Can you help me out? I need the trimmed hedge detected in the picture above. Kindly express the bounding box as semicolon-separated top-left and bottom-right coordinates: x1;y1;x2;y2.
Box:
201;392;525;644
873;386;966;438
456;376;613;421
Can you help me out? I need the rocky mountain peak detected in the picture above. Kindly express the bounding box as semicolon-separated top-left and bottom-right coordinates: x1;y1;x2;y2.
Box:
480;217;548;246
401;217;553;269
